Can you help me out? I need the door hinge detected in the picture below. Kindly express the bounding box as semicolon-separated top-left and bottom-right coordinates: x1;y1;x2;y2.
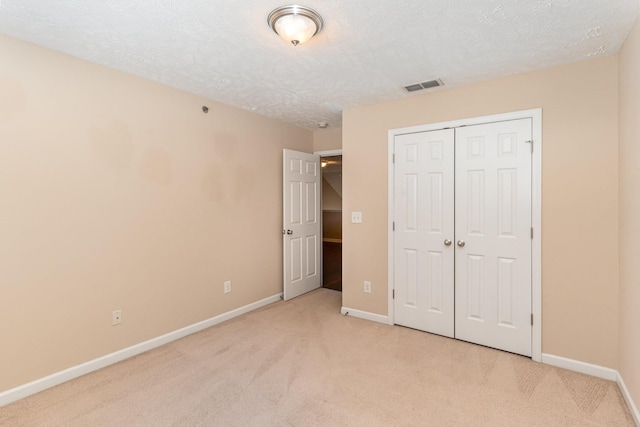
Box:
392;222;395;231
531;227;533;239
393;289;395;299
531;313;534;326
392;153;395;163
525;140;534;153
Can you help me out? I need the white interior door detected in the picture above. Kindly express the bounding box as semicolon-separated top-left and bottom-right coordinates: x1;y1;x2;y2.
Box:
454;119;532;356
283;149;321;301
394;129;455;337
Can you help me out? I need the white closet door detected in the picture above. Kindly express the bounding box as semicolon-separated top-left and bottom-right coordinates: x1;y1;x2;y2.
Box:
393;129;455;337
454;119;533;356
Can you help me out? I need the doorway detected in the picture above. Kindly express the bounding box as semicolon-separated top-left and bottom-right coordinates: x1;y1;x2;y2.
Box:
321;154;342;291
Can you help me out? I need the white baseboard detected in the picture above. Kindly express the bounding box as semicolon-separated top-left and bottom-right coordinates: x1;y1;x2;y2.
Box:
0;293;283;408
542;353;639;426
341;306;391;325
541;353;618;381
618;372;640;426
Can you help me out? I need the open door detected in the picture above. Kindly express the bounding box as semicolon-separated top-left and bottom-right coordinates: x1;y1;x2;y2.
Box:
283;149;321;300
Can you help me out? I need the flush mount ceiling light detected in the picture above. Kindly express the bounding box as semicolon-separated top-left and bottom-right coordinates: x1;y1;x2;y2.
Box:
268;5;323;46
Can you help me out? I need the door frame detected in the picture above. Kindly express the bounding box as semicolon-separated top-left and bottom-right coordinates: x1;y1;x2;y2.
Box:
387;108;542;362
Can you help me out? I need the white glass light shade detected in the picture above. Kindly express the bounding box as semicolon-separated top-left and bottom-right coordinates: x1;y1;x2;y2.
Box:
268;5;323;46
274;14;317;46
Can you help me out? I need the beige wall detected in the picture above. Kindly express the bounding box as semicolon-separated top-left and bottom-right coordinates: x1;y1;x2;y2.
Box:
313;127;342;152
0;35;312;392
619;16;640;412
342;57;620;368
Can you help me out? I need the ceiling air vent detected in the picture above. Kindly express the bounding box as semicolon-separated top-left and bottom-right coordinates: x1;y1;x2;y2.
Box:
404;79;444;92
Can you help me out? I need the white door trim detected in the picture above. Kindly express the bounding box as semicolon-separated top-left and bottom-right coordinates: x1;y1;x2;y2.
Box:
314;149;343;156
387;108;542;362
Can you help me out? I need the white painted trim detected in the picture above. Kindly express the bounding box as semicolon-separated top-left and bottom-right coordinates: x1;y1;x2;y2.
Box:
341;307;392;325
542;354;639;424
618;372;640;426
388;108;543;362
388;109;543;135
387;136;395;326
314;149;343;156
541;353;617;381
530;109;543;362
0;293;283;407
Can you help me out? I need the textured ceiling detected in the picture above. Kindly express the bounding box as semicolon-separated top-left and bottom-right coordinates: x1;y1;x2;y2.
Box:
0;1;638;130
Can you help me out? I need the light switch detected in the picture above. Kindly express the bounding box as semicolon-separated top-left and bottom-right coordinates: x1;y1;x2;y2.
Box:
351;212;363;223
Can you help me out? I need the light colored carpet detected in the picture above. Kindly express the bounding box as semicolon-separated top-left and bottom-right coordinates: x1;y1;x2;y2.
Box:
0;289;634;426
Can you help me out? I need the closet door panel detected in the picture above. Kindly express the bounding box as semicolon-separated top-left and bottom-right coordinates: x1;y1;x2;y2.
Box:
454;119;532;357
393;129;455;337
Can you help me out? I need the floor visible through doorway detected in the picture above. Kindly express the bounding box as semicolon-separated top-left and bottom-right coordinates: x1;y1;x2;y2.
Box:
323;241;341;291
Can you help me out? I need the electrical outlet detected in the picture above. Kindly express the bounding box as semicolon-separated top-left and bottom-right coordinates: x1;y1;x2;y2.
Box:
351;212;363;223
364;281;372;293
112;309;122;326
224;280;232;294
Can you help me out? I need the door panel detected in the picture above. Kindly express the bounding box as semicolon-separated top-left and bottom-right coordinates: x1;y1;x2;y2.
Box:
454;119;532;356
283;149;321;301
290;237;302;282
394;129;455;337
306;234;317;276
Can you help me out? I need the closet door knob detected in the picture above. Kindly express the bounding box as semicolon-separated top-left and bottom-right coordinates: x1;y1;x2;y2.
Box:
444;239;452;246
457;240;465;247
